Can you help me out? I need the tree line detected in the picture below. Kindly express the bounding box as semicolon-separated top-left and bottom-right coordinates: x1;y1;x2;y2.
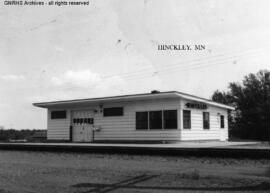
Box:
212;70;270;141
0;129;46;142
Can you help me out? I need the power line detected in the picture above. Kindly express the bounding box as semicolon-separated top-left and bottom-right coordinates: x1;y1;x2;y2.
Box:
121;50;270;82
102;45;270;81
122;54;270;83
100;44;270;80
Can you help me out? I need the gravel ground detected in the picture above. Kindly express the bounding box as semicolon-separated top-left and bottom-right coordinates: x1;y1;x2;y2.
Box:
0;150;269;193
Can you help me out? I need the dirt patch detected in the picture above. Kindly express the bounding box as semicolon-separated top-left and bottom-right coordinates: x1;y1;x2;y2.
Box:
0;151;269;193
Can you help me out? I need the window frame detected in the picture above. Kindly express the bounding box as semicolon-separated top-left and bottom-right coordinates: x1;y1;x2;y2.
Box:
163;110;178;129
135;109;178;130
103;107;124;117
220;115;225;129
203;112;210;130
51;110;67;119
149;110;163;130
183;110;191;129
136;111;149;130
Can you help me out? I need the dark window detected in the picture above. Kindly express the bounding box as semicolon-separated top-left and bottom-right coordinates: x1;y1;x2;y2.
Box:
149;111;162;129
103;107;123;117
84;118;88;124
220;115;224;129
136;112;148;130
51;110;66;119
73;119;76;124
183;110;191;129
203;112;210;129
163;110;177;129
79;118;83;124
88;118;94;124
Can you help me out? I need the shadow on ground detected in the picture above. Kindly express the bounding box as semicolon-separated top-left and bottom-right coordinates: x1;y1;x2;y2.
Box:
71;174;270;193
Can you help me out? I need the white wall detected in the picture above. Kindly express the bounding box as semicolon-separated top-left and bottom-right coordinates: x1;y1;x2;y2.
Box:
47;109;71;140
180;99;228;141
46;97;229;141
94;98;181;141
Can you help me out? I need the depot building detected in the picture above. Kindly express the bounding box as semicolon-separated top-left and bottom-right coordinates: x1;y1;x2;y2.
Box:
33;91;234;142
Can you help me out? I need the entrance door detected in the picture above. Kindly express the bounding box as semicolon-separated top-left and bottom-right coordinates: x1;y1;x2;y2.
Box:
72;110;94;142
220;130;227;141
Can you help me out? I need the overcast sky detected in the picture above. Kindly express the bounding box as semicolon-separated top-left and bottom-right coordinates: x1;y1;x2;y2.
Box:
1;0;270;129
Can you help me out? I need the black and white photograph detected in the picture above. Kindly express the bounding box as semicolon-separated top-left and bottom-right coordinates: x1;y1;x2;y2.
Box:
0;0;270;192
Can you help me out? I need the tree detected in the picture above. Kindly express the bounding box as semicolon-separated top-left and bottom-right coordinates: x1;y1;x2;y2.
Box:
0;129;46;142
212;90;233;105
211;70;270;141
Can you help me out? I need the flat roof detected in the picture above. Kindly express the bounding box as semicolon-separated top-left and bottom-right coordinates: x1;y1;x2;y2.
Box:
33;91;235;110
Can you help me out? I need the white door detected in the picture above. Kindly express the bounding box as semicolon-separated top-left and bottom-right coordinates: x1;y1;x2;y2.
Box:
220;130;227;141
72;110;94;142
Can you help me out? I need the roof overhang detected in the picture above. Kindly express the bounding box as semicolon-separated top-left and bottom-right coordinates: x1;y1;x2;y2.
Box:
33;92;180;108
176;93;235;110
33;91;235;110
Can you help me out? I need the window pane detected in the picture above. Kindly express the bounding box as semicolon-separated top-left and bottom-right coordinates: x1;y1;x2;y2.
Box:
183;110;191;129
79;118;83;124
89;118;94;124
220;115;224;128
164;110;177;129
87;118;92;124
150;111;162;129
103;107;123;116
203;112;210;129
51;110;66;119
136;112;148;130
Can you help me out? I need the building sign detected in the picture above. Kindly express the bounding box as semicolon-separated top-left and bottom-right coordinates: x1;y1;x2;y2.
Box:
185;102;207;109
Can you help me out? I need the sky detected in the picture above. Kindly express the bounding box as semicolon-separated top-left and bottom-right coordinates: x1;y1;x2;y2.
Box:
1;0;270;129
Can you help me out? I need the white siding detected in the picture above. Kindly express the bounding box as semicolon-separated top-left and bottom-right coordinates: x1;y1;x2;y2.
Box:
47;109;70;140
180;99;229;141
94;98;181;141
45;97;229;141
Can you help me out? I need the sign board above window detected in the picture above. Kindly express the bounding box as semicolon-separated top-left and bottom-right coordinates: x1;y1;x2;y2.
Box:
185;102;207;109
